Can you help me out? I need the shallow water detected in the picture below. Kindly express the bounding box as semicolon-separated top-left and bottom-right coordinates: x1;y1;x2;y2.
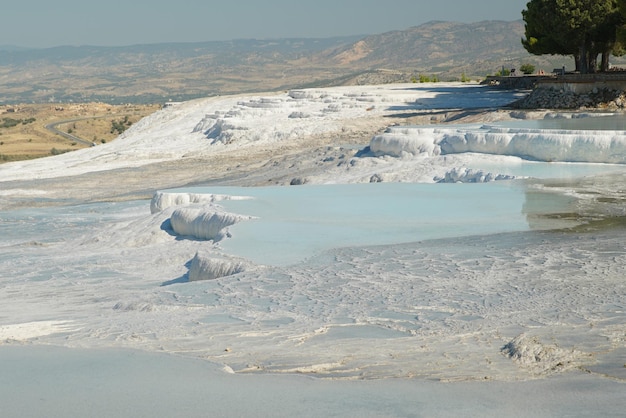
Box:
2;84;626;416
170;175;604;266
1;173;625;388
190;182;530;265
465;159;626;179
502;113;626;131
2;345;624;418
0;200;144;246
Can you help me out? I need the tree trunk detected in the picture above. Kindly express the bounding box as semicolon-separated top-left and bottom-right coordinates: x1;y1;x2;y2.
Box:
579;45;588;74
588;54;598;73
601;50;611;72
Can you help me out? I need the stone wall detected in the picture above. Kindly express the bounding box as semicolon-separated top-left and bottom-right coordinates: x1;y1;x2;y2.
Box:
505;73;626;109
537;73;626;94
511;86;626;110
482;75;554;90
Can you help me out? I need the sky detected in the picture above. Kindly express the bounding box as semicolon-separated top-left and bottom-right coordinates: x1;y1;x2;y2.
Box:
3;0;528;48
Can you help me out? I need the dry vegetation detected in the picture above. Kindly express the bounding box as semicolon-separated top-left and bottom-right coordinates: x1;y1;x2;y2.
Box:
0;103;160;162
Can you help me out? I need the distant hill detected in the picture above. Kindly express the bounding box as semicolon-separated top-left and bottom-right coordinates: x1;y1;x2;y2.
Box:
0;20;604;104
310;20;581;82
314;21;527;67
0;37;363;104
0;45;32;52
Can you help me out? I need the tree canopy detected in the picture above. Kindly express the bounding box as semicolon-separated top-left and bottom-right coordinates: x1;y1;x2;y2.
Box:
522;0;624;73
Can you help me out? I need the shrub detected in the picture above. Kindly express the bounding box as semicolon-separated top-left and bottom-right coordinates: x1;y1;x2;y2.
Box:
1;118;21;128
495;68;511;76
520;63;536;75
50;147;70;156
0;117;35;128
111;118;132;134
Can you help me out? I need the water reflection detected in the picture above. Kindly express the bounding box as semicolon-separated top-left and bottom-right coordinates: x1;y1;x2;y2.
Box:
500;114;626;131
191;183;530;266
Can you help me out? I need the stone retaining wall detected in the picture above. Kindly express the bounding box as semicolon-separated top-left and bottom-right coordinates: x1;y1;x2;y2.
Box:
507;74;626;110
482;75;554;90
511;86;626;109
537;73;626;94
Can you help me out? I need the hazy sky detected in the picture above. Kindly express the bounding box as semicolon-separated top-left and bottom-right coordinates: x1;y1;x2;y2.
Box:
4;0;528;48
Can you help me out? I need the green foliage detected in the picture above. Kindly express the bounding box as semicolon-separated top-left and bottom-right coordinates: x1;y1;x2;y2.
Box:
1;117;36;128
1;118;21;128
417;74;439;83
495;68;511;76
520;63;536;74
522;0;624;73
110;116;132;135
460;72;470;82
616;0;626;52
50;147;71;156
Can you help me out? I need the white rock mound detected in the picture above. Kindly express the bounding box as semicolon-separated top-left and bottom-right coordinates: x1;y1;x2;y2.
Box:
370;124;626;164
169;206;254;241
188;252;249;281
151;191;251;214
501;334;587;374
438;128;626;163
435;168;517;183
370;127;441;157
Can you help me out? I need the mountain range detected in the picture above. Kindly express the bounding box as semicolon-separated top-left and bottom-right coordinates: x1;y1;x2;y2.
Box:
0;20;594;104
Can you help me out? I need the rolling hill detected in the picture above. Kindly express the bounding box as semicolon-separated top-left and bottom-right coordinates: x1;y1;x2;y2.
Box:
0;20;584;104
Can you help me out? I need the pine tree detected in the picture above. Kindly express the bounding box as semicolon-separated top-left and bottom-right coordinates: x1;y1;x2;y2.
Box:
522;0;623;73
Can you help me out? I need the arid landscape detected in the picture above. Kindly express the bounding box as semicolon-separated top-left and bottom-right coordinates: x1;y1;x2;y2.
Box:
0;20;582;164
0;103;159;161
0;20;577;106
0;20;518;163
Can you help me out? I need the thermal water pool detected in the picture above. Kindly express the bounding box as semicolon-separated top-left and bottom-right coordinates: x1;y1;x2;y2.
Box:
176;182;536;266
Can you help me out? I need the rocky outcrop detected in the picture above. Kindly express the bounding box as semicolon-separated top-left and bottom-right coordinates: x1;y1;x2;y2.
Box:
188;252;249;281
511;86;626;110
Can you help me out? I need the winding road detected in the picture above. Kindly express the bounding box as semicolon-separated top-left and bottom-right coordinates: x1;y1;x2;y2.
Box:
44;117;97;147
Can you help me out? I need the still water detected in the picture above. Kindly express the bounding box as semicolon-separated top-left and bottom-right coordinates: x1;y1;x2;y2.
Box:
179;182;572;266
499;113;626;131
